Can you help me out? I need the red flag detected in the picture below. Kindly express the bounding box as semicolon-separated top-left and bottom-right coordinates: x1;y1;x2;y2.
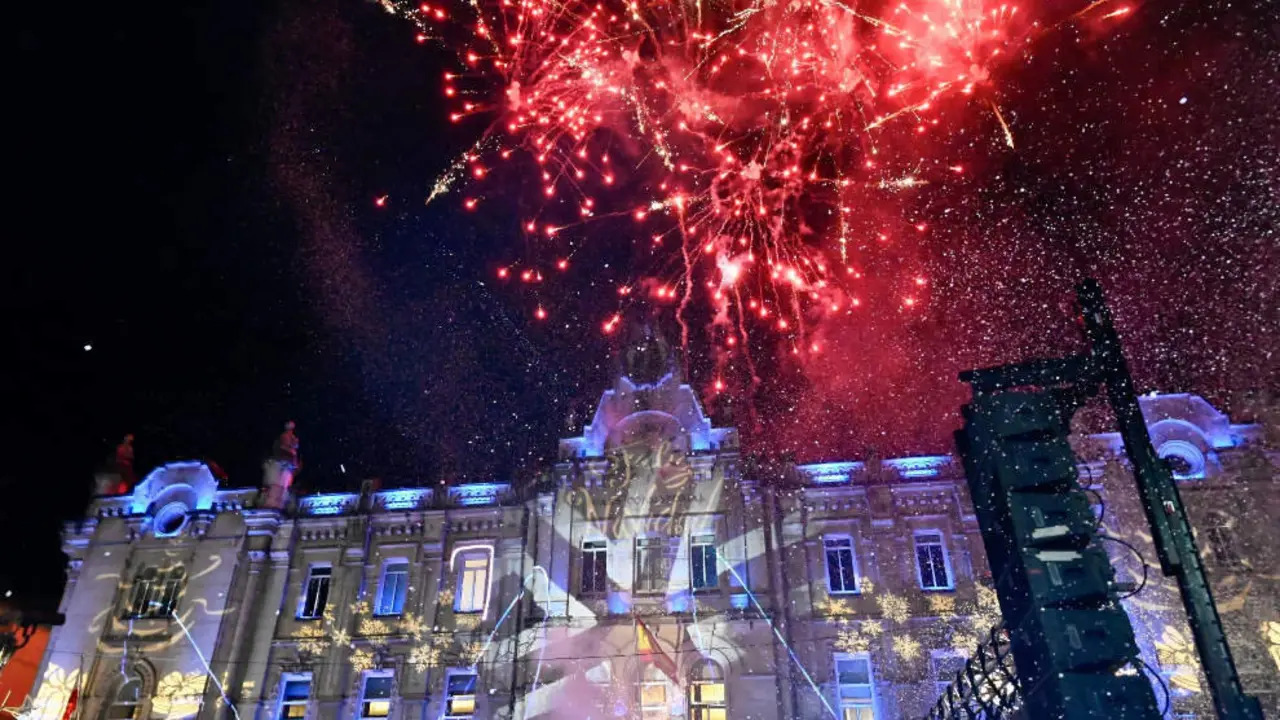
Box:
636;617;679;683
61;688;78;720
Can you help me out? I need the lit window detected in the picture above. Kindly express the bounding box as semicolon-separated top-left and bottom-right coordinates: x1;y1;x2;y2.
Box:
930;652;967;701
824;536;859;594
455;551;490;614
689;659;727;720
298;566;331;620
691;534;718;592
375;561;409;616
278;675;311;720
914;532;953;591
127;566;185;619
360;673;393;719
444;672;478;719
106;672;144;719
635;536;673;594
639;665;668;720
835;655;876;720
582;540;608;595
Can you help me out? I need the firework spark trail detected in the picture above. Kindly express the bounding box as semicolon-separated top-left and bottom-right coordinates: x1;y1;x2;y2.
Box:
988;98;1015;148
376;0;1129;390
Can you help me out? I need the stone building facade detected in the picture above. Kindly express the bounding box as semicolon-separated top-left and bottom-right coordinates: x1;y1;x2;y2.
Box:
20;349;1280;720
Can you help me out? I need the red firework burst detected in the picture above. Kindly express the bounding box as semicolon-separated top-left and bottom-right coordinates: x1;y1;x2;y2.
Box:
376;0;1129;375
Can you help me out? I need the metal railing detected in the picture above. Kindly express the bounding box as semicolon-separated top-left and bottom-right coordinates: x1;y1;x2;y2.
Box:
926;626;1022;720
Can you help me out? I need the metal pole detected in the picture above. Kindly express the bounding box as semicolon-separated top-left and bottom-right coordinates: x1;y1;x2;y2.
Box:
1076;279;1263;720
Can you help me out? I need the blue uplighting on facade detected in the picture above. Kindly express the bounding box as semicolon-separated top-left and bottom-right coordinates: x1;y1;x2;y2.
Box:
449;482;510;506
300;493;358;516
797;461;861;484
379;488;430;510
130;461;220;515
607;592;632;615
885;455;951;478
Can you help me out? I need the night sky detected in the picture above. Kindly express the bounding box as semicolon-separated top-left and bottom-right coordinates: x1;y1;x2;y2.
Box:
4;0;1276;609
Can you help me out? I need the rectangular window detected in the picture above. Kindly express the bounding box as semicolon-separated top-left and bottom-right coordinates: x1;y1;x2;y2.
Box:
691;534;718;591
127;566;185;619
582;540;608;595
824;536;859;594
360;673;393;719
455;551;490;614
635;536;673;594
930;652;968;701
298;566;331;620
915;532;953;591
835;655;876;720
375;561;409;616
690;679;727;720
639;672;667;720
278;675;311;720
444;672;478;719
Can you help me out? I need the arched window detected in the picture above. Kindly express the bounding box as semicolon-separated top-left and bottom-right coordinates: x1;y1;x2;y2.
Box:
105;672;144;719
688;660;726;720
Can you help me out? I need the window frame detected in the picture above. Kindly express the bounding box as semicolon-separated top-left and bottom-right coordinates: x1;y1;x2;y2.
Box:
688;659;727;720
297;564;332;620
581;538;608;595
833;652;876;720
452;546;493;616
634;535;672;595
690;533;719;593
358;671;394;720
374;559;410;617
638;665;668;720
105;672;146;720
277;673;312;720
929;651;968;702
823;535;861;595
913;530;954;591
443;669;479;720
126;566;185;619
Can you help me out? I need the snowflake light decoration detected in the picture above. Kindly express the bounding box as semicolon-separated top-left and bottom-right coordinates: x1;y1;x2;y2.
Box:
814;596;853;618
950;632;978;655
294;622;330;657
877;593;910;625
1155;626;1203;693
462;640;487;666
892;634;922;660
928;595;956;616
408;638;446;672
152;671;207;718
350;648;377;674
836;627;870;654
1266;621;1280;671
399;612;428;641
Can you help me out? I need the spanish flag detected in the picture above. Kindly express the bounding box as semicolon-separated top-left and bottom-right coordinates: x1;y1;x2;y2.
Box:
61;688;78;720
636;616;679;683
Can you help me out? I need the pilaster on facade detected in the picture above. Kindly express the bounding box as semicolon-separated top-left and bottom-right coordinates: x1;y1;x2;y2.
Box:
22;384;1280;720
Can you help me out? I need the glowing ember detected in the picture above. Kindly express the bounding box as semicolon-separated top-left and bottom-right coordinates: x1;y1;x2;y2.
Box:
377;0;1131;373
